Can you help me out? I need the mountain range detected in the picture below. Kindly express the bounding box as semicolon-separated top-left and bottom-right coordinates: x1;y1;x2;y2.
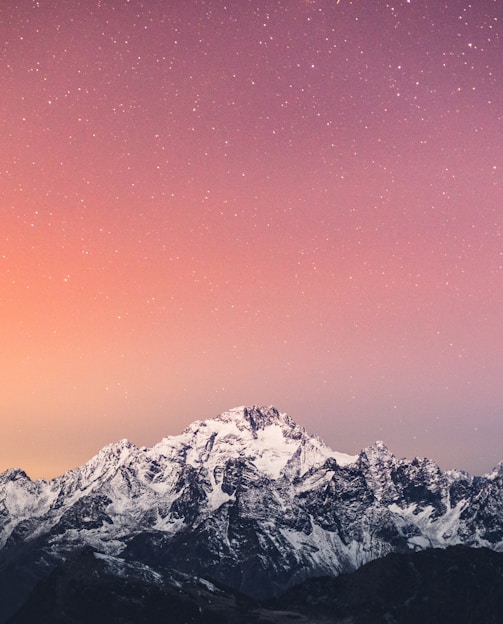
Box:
1;405;503;622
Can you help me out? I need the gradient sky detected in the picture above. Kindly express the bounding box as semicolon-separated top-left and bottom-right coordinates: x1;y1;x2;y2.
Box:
1;0;502;479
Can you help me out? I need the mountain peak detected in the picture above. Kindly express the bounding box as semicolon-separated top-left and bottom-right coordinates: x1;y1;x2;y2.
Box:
213;406;305;444
89;438;137;464
359;440;396;466
370;440;391;453
0;467;32;484
369;440;393;453
487;460;503;479
219;405;292;431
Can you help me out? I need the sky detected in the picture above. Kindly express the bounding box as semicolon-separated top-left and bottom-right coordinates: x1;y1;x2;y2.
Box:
1;0;501;480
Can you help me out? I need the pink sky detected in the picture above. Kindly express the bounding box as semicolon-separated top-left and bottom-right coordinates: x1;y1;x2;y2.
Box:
1;0;502;479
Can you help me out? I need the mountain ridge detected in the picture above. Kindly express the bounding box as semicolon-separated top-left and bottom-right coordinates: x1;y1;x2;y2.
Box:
2;405;498;483
1;405;503;620
9;545;503;623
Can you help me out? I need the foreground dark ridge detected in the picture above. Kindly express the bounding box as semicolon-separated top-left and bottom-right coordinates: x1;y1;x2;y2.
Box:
9;546;503;624
1;406;503;621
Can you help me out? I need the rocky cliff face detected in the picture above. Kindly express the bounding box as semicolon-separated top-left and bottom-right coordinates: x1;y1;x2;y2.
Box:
1;405;502;620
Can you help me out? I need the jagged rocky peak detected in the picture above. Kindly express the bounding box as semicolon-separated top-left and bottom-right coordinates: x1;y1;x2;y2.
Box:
105;438;137;451
61;438;140;486
368;440;393;454
487;460;503;480
358;440;396;465
77;438;136;469
216;405;299;434
0;468;32;484
92;438;138;462
153;405;356;478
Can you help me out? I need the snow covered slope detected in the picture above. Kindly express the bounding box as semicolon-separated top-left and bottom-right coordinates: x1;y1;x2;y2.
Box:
1;405;502;615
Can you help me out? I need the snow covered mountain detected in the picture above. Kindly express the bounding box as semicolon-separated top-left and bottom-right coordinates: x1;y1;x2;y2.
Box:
1;405;503;620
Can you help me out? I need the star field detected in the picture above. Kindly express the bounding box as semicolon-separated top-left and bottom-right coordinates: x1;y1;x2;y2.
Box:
1;0;502;478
